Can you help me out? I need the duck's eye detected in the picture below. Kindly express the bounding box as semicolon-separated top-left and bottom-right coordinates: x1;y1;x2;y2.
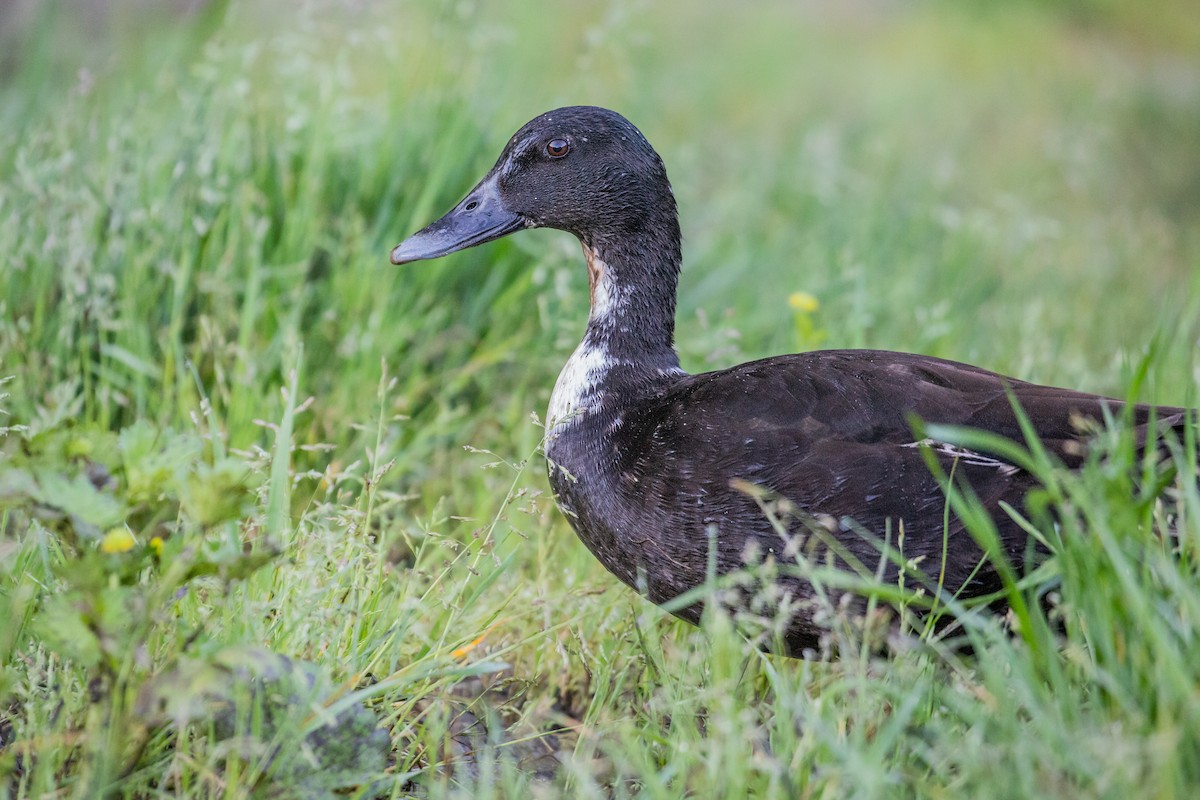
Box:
546;138;570;158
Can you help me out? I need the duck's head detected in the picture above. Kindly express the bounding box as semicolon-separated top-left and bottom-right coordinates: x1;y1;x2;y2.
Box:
391;106;678;264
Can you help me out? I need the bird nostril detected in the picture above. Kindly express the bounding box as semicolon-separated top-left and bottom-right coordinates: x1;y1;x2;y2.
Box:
465;200;479;211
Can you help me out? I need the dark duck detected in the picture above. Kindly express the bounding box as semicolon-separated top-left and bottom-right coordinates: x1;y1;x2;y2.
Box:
391;106;1193;655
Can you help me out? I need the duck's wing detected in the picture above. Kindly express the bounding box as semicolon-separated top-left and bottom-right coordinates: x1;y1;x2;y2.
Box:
646;348;1186;470
613;349;1189;591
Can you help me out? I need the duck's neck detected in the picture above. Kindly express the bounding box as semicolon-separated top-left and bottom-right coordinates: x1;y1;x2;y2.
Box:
579;229;682;367
547;230;685;431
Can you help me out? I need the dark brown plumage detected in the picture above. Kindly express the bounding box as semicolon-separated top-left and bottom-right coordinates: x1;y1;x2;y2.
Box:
391;106;1192;655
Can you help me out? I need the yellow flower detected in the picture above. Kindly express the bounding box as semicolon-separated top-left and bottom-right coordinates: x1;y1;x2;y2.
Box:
149;536;164;557
100;528;136;554
788;291;820;314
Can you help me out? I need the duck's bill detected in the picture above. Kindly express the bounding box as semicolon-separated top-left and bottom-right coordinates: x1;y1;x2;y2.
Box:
390;173;526;265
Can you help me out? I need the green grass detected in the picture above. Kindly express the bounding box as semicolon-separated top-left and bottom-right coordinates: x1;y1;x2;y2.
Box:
1;0;1199;797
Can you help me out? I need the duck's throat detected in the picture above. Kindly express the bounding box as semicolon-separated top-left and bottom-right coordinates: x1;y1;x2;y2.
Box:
546;241;683;433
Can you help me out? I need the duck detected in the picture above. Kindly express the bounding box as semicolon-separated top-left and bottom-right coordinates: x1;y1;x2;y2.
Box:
391;106;1193;655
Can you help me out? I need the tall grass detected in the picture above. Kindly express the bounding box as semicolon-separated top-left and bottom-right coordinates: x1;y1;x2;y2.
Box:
1;0;1198;797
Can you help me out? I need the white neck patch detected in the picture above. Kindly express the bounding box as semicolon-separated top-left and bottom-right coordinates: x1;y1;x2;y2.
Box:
547;339;612;434
582;245;629;321
546;246;625;435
